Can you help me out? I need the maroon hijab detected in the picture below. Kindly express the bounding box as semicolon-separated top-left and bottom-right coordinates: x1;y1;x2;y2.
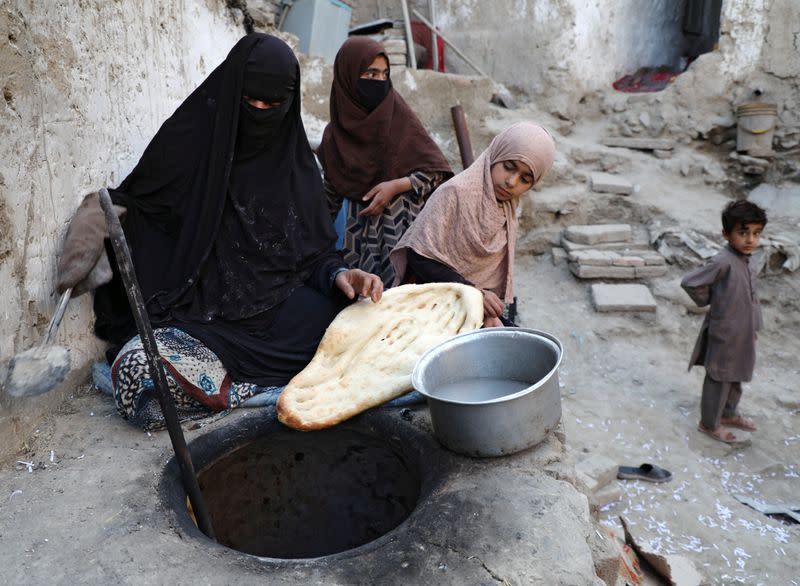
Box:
318;37;452;199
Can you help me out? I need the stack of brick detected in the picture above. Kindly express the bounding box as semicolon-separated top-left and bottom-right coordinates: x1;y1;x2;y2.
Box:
560;224;667;279
382;36;408;69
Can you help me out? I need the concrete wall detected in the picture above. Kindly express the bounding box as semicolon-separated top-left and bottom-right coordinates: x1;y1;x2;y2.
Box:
0;1;243;461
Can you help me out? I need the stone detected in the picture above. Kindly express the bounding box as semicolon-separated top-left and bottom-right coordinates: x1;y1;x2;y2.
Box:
551;247;568;266
591;284;657;312
570;264;636;280
576;453;618;488
653;149;672;159
634;265;668;278
564;224;632;245
590;173;633;195
602;137;675;151
611;255;645;267
569;250;618;266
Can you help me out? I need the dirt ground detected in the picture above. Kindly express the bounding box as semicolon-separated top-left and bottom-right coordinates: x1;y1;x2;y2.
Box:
0;99;798;585
506;102;800;585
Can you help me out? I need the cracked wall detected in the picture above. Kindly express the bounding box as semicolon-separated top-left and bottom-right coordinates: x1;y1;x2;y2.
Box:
0;0;242;461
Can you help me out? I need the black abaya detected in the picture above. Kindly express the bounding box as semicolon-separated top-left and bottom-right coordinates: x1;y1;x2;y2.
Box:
94;34;348;385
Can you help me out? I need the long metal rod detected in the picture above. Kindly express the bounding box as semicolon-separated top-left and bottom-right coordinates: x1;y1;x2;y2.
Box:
451;104;475;169
43;288;72;346
429;0;439;71
400;0;417;69
411;8;488;77
98;188;216;541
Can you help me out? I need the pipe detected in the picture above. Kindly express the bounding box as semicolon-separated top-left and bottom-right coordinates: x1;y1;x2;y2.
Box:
451;104;475;169
98;188;216;541
277;0;293;31
400;0;417;69
411;8;488;77
429;0;439;71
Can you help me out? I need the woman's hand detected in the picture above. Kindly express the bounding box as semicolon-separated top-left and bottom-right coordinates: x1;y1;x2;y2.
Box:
359;177;411;217
335;269;384;302
482;289;505;319
483;316;504;328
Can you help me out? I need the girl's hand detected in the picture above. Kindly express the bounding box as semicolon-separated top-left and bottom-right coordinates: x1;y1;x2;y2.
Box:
335;269;384;302
359;178;410;217
482;289;505;319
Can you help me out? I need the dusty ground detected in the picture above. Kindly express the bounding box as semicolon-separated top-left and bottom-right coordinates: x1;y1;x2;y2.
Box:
507;101;800;585
0;99;798;585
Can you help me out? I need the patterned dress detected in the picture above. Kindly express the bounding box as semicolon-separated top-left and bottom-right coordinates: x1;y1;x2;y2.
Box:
325;171;449;286
112;327;280;430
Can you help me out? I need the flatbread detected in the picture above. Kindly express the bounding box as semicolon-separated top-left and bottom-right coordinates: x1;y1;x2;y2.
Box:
277;283;484;431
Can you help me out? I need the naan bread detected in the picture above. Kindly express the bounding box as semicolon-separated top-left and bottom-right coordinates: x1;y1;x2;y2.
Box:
277;283;484;431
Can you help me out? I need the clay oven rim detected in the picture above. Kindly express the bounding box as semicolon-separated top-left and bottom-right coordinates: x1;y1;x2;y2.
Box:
159;408;450;566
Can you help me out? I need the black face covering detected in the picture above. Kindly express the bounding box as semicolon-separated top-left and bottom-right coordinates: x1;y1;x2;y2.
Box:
236;96;293;160
356;78;390;112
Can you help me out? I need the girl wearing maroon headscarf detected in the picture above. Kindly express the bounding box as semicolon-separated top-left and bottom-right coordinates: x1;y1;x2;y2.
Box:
318;37;453;287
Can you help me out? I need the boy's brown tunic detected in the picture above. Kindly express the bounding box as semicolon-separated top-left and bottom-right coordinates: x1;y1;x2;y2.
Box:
681;244;763;382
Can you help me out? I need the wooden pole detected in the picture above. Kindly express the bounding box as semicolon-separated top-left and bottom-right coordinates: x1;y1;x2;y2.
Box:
451;104;475;169
411;8;488;77
400;0;417;69
98;188;216;541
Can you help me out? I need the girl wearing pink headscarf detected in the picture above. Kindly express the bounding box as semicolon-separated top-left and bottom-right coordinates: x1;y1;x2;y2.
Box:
390;122;556;327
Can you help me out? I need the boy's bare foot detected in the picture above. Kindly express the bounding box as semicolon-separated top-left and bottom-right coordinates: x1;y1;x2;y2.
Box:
720;415;757;432
697;423;750;445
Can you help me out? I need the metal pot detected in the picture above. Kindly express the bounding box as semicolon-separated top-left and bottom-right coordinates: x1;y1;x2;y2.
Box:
411;328;563;457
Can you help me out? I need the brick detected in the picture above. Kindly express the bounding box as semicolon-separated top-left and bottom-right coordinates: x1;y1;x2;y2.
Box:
612;255;645;267
590;172;633;195
551;247;568;266
591;483;623;509
603;137;675;151
576;453;618;488
569;249;618;266
591;283;657;312
576;470;600;495
382;39;407;52
563;224;632;245
570;263;635;279
640;252;667;266
560;237;651;254
635;265;668;278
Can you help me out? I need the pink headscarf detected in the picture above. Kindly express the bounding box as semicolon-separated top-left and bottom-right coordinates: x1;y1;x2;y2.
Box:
390;122;555;302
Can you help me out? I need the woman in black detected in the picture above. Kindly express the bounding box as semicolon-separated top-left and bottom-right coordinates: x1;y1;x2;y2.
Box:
57;34;382;428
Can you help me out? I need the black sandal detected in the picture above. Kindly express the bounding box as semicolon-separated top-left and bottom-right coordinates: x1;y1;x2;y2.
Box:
617;463;673;483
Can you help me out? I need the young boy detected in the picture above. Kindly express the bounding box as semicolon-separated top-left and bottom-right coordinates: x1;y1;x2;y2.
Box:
681;200;767;444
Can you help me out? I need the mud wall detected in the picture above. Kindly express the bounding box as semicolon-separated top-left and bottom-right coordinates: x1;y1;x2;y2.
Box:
0;1;242;461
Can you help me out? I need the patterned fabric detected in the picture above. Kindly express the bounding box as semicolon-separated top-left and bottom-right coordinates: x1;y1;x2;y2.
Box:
112;327;280;431
325;171;448;286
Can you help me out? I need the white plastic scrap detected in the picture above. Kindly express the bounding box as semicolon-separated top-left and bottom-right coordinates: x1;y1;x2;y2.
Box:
17;460;34;473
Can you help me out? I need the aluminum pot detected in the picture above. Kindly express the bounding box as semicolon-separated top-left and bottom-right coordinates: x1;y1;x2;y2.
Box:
411;328;563;457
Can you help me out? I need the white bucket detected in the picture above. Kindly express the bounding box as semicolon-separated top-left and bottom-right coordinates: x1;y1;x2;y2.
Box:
736;102;778;157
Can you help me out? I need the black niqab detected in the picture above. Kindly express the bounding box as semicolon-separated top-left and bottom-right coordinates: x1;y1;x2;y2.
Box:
95;34;341;372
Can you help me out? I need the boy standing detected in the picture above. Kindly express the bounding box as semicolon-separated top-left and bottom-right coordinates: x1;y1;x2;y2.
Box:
681;200;767;444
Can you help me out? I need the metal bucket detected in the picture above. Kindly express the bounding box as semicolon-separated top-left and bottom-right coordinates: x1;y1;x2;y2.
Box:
411;328;563;457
